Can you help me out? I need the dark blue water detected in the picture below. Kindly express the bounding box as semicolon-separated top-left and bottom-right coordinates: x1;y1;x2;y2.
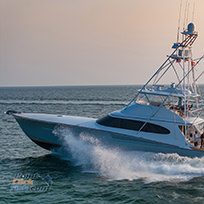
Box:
1;86;204;204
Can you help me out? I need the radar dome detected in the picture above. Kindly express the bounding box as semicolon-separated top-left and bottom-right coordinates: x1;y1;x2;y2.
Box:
187;23;195;34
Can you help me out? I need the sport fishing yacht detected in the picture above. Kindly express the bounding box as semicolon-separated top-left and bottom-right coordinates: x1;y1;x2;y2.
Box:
7;22;204;157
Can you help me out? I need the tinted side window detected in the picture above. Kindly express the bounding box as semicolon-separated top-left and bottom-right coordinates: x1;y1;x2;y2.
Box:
97;115;121;128
120;119;143;131
97;115;170;134
142;123;170;134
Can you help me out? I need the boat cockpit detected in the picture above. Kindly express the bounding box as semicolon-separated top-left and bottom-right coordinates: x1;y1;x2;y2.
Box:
179;119;204;149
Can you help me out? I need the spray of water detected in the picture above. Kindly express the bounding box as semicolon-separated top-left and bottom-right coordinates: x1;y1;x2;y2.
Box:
53;126;204;182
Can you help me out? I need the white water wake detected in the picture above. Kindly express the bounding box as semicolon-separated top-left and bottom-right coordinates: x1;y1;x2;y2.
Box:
53;126;204;183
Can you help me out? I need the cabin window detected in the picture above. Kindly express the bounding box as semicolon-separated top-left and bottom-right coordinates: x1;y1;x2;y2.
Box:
97;115;170;134
97;115;120;128
120;119;143;131
142;123;170;134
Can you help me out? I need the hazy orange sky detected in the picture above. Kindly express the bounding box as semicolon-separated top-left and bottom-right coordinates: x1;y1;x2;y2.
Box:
0;0;204;86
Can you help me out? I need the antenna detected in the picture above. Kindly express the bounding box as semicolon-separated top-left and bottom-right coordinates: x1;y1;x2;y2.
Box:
186;1;190;26
177;0;182;43
182;0;188;40
192;1;195;22
183;0;187;30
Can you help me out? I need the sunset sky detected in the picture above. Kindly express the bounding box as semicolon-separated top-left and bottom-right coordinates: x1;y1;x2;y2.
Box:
0;0;204;86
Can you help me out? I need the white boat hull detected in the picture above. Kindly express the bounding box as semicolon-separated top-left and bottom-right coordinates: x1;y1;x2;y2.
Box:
11;112;204;158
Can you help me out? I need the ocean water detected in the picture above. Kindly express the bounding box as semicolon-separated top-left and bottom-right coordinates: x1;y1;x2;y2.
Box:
1;85;204;204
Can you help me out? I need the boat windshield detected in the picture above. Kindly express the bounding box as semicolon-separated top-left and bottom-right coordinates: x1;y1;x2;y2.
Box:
135;84;197;119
